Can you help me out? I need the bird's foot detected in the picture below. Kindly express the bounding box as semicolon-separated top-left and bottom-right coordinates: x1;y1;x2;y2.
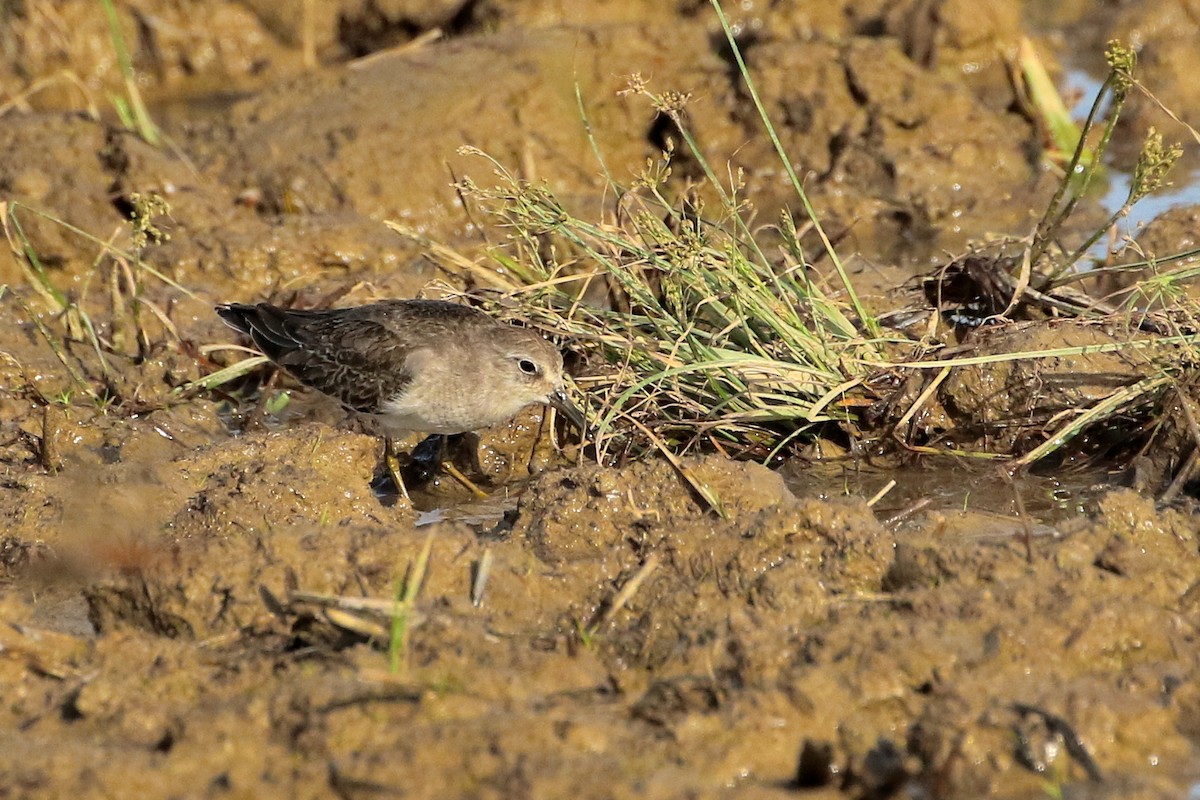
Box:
383;436;412;505
409;433;490;498
440;460;489;499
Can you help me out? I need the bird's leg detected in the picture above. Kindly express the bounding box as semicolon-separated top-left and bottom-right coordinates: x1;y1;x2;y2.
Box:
409;434;447;481
449;432;487;476
410;434;488;498
241;369;280;432
441;461;488;498
383;435;411;504
442;432;488;499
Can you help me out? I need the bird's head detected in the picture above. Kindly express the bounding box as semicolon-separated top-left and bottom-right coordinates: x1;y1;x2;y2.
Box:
490;329;587;432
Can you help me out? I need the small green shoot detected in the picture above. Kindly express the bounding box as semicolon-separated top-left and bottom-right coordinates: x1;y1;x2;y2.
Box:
575;619;598;650
91;389;117;411
1017;37;1092;171
99;0;161;145
389;532;435;673
264;391;292;416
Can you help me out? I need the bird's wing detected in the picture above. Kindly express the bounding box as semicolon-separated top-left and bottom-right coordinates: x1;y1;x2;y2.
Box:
217;303;414;413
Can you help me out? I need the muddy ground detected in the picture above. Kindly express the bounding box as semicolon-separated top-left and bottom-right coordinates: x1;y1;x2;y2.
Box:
2;1;1200;798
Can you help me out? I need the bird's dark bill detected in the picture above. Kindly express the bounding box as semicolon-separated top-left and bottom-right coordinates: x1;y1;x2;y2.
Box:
549;390;587;433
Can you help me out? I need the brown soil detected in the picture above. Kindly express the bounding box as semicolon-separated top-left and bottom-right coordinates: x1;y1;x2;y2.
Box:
2;1;1200;798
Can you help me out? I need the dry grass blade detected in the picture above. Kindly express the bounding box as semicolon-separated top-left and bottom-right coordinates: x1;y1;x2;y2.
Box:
893;366;951;435
1160;388;1200;501
289;591;428;641
887;335;1197;370
587;551;662;635
866;480;897;508
178;355;271;394
470;548;494;607
628;417;725;518
0;69;101;118
289;591;421;619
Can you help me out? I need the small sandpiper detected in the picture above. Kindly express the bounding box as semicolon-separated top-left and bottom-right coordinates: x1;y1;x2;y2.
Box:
215;298;586;499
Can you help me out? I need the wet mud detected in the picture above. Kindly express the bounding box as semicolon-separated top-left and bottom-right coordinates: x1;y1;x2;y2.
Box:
2;1;1200;798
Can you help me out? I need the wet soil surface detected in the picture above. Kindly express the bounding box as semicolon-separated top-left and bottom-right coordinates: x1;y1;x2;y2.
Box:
3;1;1200;798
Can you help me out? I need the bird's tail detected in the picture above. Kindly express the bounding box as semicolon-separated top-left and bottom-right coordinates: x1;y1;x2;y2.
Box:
214;302;257;336
215;302;303;361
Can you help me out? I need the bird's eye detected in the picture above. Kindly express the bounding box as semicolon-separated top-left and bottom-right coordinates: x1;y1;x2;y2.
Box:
517;358;539;375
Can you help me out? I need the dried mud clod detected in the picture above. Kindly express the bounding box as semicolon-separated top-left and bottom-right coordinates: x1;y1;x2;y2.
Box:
6;447;1200;798
79;426;420;637
517;456;893;690
1129;376;1200;497
938;320;1157;452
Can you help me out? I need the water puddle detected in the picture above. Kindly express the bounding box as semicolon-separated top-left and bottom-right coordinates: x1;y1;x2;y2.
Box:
780;457;1112;527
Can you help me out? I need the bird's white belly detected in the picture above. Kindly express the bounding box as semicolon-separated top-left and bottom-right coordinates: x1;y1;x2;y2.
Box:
378;387;533;435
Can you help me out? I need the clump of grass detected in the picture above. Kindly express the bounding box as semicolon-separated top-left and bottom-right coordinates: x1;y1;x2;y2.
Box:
429;140;888;462
1;196;193;407
390;1;894;462
909;39;1199;468
401;21;1198;474
973;41;1195;306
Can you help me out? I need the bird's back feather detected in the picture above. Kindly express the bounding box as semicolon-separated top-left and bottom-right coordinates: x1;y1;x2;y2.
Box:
216;301;431;413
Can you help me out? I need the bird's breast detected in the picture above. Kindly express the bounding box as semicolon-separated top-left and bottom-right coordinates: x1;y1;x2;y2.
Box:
378;385;535;435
